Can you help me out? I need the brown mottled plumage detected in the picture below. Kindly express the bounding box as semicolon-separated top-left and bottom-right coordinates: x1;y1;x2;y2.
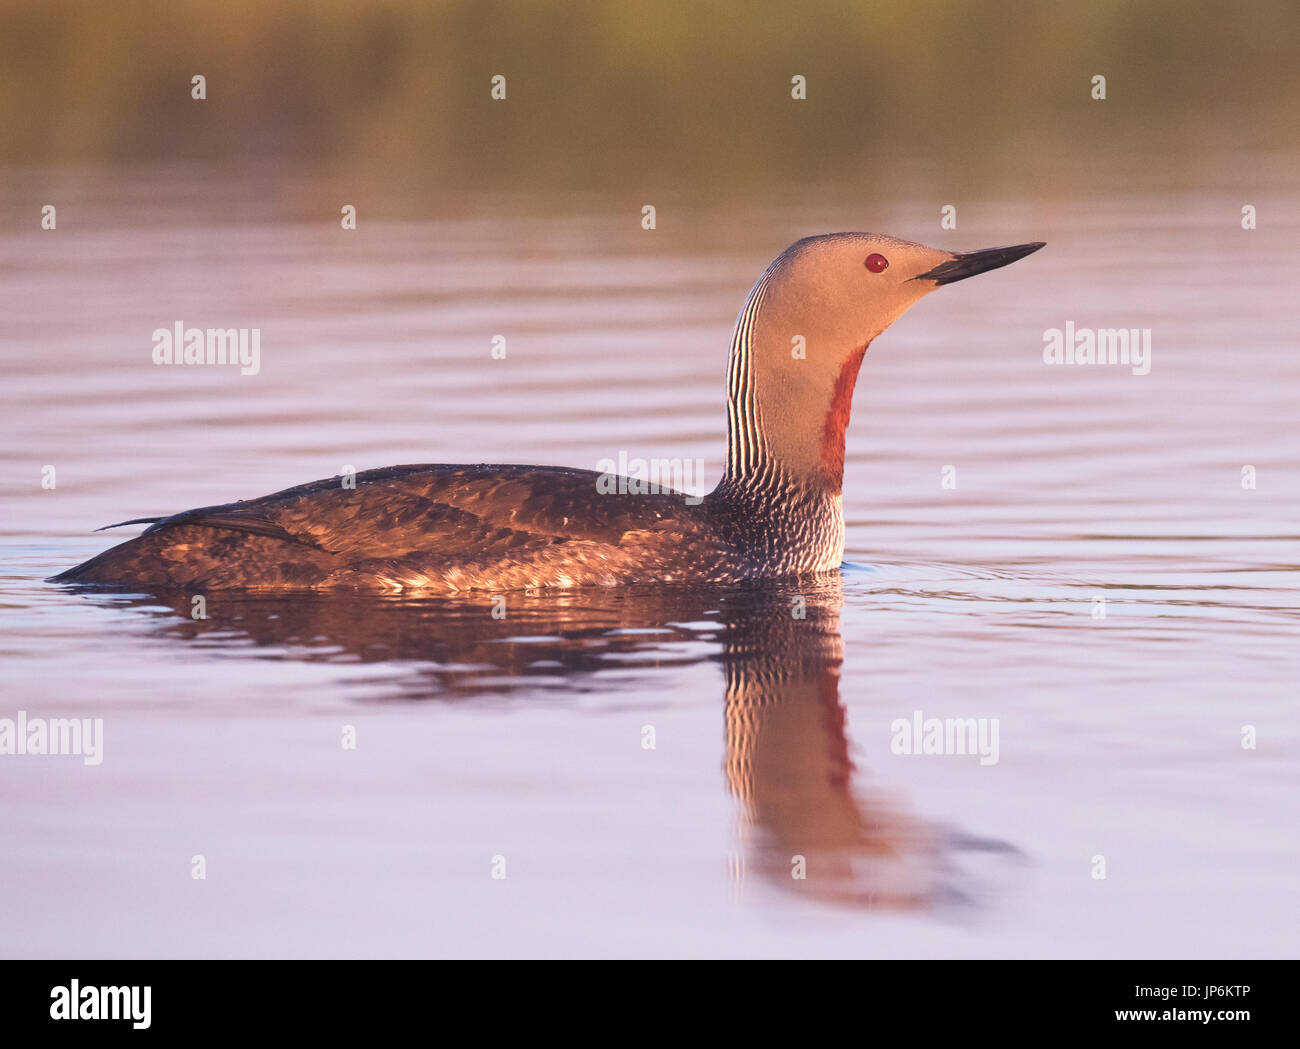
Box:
49;234;1043;592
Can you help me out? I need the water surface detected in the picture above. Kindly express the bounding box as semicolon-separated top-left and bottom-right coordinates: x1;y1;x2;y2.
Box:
2;158;1297;957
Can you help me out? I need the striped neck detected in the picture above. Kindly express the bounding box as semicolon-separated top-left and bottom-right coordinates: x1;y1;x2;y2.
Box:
722;273;775;490
721;271;860;500
713;269;859;573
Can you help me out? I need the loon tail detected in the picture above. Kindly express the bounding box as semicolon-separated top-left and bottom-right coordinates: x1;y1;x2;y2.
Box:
46;517;164;582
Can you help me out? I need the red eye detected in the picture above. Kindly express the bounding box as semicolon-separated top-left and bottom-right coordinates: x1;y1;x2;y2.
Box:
865;253;889;273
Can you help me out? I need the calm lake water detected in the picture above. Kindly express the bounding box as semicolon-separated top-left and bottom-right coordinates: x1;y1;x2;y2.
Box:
2;156;1297;957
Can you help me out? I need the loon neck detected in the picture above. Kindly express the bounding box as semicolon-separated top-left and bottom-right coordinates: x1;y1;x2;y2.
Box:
718;275;867;503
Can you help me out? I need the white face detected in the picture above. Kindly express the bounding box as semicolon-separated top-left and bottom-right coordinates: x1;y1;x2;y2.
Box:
762;233;952;351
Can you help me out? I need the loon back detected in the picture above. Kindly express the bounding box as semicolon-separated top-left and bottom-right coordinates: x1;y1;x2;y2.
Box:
50;464;722;591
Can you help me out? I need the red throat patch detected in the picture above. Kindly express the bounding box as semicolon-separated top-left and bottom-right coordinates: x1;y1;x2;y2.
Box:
820;345;868;490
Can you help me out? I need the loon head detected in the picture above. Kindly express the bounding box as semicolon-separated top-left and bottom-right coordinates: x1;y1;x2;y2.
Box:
723;233;1045;493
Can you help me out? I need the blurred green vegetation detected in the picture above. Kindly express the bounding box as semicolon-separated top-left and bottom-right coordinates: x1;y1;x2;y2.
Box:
1;0;1297;186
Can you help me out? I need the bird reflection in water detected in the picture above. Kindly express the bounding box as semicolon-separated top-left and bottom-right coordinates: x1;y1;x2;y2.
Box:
82;576;1016;908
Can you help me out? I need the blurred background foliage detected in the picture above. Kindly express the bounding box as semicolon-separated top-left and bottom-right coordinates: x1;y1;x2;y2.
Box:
1;0;1297;190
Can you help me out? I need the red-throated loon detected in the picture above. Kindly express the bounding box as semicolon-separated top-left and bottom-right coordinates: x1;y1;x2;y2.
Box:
48;234;1043;592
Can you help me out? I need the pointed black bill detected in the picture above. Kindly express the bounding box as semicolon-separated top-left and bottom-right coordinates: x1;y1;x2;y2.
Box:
912;242;1046;285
